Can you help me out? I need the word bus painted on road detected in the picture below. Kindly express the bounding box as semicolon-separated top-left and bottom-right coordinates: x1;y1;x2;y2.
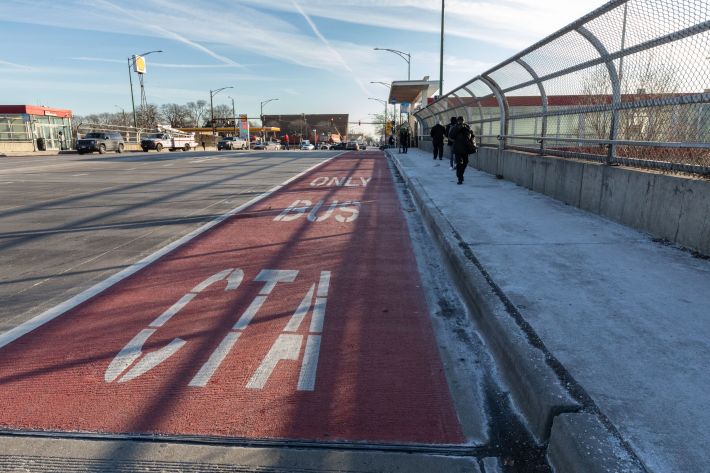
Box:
274;200;360;223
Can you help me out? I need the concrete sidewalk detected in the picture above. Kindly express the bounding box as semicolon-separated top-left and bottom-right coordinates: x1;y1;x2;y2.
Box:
389;148;710;473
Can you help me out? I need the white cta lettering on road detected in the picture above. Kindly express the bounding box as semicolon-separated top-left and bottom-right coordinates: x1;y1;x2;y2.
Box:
105;268;243;383
274;200;360;223
106;268;331;391
247;270;330;391
310;176;371;187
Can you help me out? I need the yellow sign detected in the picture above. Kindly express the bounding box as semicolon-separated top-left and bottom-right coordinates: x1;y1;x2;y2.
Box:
134;55;146;74
385;122;392;136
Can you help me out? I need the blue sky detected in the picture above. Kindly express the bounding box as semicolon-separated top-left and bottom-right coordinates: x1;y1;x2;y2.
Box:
0;0;606;135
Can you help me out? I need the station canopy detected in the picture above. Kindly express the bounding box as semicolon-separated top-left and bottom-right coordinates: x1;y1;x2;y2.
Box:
388;80;439;105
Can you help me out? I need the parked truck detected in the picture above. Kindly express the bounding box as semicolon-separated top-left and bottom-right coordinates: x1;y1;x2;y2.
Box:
140;125;198;152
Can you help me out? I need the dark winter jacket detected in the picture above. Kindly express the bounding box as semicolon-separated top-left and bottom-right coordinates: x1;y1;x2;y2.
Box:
445;123;454;146
430;123;446;143
449;123;473;156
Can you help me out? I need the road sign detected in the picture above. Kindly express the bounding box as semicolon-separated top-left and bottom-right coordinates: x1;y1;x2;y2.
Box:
133;55;146;74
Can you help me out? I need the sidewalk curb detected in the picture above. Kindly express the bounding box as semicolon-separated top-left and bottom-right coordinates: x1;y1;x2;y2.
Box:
547;414;644;473
387;151;646;472
387;151;578;443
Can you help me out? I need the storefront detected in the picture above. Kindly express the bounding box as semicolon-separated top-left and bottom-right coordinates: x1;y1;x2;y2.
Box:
0;105;73;152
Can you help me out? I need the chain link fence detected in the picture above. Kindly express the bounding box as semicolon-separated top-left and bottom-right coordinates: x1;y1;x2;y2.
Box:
415;0;709;175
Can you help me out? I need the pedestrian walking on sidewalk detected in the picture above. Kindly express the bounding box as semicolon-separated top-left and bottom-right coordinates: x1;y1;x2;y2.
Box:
430;121;446;161
284;134;290;150
445;117;457;169
449;116;475;185
398;124;410;154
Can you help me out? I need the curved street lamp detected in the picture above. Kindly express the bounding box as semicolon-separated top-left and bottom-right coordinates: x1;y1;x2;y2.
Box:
127;49;163;128
374;48;411;80
260;98;279;139
210;86;234;135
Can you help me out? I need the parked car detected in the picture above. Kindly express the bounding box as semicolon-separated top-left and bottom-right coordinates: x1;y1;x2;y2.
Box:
253;141;281;150
218;136;249;150
319;143;331;150
300;140;315;151
331;142;347;150
76;132;125;155
359;143;367;150
346;141;360;151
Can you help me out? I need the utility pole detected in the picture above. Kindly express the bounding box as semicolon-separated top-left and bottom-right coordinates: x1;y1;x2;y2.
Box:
127;58;137;128
127;50;162;128
439;0;445;96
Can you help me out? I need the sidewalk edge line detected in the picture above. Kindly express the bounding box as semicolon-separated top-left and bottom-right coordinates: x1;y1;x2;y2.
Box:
0;153;344;350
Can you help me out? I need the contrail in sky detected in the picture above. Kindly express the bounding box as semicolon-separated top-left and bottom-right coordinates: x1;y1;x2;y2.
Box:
291;0;371;96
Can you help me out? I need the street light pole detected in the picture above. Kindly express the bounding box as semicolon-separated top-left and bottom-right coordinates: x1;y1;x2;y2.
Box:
127;50;163;128
374;48;411;80
209;86;234;136
259;98;279;141
369;97;388;144
228;96;236;136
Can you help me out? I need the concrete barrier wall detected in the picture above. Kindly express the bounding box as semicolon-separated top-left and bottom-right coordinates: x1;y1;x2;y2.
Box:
0;142;34;154
469;147;710;256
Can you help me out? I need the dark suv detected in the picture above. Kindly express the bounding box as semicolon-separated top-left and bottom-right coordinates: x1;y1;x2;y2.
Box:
76;132;125;154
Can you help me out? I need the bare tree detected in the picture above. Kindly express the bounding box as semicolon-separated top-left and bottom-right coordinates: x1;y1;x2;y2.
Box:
207;104;233;128
185;100;208;127
137;104;162;129
160;103;189;128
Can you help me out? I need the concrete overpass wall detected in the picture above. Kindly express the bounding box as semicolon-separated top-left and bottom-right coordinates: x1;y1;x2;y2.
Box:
460;146;710;256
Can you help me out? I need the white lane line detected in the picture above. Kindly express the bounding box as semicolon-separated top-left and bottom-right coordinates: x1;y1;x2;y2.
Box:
0;154;342;350
2;181;13;185
72;173;89;177
163;163;174;167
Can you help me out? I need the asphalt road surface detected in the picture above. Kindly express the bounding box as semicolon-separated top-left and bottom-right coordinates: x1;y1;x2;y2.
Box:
0;150;333;333
0;150;518;472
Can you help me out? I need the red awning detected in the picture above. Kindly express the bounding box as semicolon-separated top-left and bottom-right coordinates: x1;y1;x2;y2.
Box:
0;105;72;118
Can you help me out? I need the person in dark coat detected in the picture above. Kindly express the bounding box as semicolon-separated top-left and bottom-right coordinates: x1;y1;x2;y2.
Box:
398;125;410;154
449;116;473;185
429;121;446;161
445;116;457;169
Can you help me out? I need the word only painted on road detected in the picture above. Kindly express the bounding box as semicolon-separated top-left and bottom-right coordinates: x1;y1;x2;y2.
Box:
105;268;330;391
274;200;360;223
310;176;371;187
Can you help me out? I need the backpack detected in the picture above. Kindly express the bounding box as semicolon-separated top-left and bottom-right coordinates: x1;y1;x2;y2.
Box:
466;130;477;154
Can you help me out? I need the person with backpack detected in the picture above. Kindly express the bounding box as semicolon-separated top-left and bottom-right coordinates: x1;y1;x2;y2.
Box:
429;121;446;161
449;116;476;185
445;116;457;169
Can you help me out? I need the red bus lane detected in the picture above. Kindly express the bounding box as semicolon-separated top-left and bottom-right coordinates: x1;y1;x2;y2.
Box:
0;152;464;445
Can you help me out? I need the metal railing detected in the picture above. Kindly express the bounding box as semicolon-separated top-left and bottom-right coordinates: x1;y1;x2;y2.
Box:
415;0;710;174
75;123;156;145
